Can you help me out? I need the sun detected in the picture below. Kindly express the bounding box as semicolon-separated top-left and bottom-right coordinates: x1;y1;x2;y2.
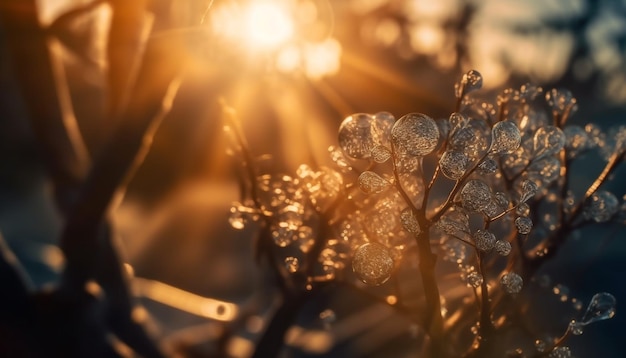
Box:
243;2;295;50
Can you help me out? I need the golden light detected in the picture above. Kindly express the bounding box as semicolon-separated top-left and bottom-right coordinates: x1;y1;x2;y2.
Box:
243;2;295;50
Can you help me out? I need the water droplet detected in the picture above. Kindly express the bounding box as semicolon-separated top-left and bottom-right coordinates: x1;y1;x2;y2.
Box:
515;216;533;235
352;242;394;286
400;208;420;234
495;240;512;256
285;257;299;273
533;126;565;159
477;158;498;175
490;121;521;154
548;346;572;358
460;179;492;212
584;191;619;223
473;229;496;251
338;113;377;159
371;145;392;163
467;271;483;288
569;292;616;335
553;284;570;302
520;179;539;203
358;171;390;194
391;113;439;157
501;272;523;294
439;151;469;180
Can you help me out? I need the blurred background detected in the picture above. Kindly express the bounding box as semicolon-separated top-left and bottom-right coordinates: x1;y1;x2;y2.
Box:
1;0;625;356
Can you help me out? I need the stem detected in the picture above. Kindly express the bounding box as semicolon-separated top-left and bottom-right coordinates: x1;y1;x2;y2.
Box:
390;146;445;355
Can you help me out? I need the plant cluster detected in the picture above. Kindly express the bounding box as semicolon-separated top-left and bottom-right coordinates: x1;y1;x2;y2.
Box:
228;70;622;357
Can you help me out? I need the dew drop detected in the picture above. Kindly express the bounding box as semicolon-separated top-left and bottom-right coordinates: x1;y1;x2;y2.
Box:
358;171;390;194
501;272;523;294
473;229;496;251
439;151;469;180
391;113;439;157
533;126;565;159
490;121;521;154
400;208;420;234
460;179;492;212
515;216;533;235
352;242;394;286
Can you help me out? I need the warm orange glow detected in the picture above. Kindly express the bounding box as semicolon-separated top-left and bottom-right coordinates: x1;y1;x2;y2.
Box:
244;2;295;50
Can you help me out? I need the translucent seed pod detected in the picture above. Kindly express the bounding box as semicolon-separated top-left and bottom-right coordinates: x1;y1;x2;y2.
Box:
563;125;592;159
520;179;539;203
358;171;390;194
473;229;496;251
460;179;492;212
569;292;616;335
520;83;543;101
338;113;377;159
400;208;420;234
501;272;523;294
455;70;483;98
533;126;565;159
545;88;578;119
467;271;483;288
352;242;394;286
490;121;522;154
528;157;561;186
391;113;440;157
372;111;396;147
371;145;392;163
548;346;572;358
477;158;498;175
515;216;533;234
439;151;469;180
516;202;530;216
495;240;512;256
583;191;619;223
449;112;468;134
284;257;299;273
